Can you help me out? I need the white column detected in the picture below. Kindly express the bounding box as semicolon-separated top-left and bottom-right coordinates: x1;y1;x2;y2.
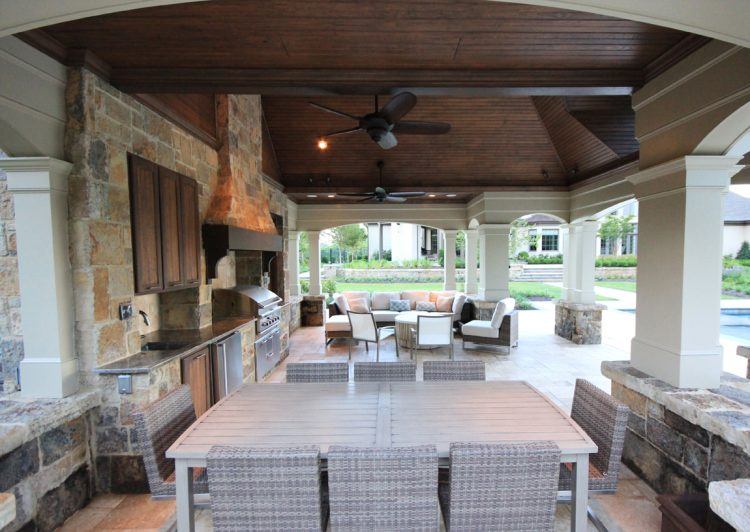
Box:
443;230;457;291
560;224;573;300
287;230;300;297
307;230;321;296
478;224;510;300
1;157;77;398
464;229;478;295
630;156;743;389
572;220;598;305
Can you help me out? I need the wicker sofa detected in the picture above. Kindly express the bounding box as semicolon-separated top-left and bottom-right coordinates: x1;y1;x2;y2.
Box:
325;290;467;343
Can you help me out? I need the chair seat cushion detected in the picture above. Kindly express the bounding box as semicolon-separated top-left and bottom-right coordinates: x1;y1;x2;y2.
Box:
325;314;351;332
372;310;399;322
461;320;499;338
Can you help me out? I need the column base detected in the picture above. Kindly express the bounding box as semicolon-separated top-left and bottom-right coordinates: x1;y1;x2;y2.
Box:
20;357;78;398
301;295;326;326
630;337;722;389
555;301;606;345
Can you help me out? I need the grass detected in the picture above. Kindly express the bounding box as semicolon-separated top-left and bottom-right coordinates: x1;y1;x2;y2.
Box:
596;281;637;292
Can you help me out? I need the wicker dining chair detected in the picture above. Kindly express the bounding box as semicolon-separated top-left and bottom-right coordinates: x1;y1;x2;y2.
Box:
423;361;486;381
286;362;349;383
327;445;439;531
132;385;208;498
353;361;417;382
207;445;327;531
439;441;560;532
559;379;630;493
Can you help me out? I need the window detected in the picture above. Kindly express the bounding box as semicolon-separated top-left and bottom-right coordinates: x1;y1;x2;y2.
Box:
430;230;438;252
541;229;559;251
528;229;538;251
622;224;638;255
600;238;615;255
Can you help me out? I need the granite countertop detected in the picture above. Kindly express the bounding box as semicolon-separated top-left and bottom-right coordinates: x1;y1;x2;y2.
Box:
95;317;255;375
709;479;750;531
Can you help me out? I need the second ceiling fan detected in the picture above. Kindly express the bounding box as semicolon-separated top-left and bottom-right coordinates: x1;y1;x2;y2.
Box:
310;92;451;150
336;161;425;203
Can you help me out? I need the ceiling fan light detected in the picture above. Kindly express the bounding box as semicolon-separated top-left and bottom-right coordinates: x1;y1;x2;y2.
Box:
428;194;436;198
446;193;457;197
317;138;328;150
307;194;318;198
327;194;335;198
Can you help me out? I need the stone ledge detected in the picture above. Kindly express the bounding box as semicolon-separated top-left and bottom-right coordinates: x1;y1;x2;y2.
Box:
555;300;607;311
0;388;100;456
602;361;750;455
709;479;750;531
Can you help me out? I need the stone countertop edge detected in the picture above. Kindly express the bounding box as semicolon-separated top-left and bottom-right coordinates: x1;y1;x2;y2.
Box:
602;360;750;456
708;479;750;531
737;345;750;359
94;317;256;375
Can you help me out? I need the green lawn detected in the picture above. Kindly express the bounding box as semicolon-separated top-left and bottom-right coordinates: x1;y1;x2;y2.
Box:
596;281;637;292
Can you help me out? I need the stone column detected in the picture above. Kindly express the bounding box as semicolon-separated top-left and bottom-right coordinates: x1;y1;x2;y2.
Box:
287;230;300;296
0;157;78;398
443;229;457;291
307;230;321;296
630;155;743;389
478;224;510;300
464;229;478;295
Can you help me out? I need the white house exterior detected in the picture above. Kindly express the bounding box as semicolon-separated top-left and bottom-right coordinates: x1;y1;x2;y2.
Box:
366;222;442;261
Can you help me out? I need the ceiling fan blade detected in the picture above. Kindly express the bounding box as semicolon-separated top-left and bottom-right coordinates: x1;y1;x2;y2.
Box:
377;132;398;150
384;196;407;203
379;92;417;123
323;126;362;138
358;196;376;202
336;192;375;197
387;191;426;197
393;121;451;135
308;101;360;121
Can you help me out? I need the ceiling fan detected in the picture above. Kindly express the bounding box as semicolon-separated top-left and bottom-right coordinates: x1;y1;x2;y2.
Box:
336;161;425;203
309;92;451;150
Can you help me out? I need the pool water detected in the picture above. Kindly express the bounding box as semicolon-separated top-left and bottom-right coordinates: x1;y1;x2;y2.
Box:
621;308;750;340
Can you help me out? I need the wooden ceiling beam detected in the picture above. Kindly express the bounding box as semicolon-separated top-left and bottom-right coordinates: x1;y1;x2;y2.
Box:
110;68;641;96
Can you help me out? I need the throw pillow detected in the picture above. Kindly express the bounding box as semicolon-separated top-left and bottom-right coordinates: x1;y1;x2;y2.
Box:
490;300;508;329
334;294;350;315
436;296;454;313
452;293;467;315
389;299;410;312
415;301;437;312
348;297;370;313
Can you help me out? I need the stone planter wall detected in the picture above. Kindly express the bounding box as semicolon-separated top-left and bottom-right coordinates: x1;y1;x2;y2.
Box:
603;361;750;496
0;390;99;531
335;267;466;282
555;301;605;344
595;266;636;279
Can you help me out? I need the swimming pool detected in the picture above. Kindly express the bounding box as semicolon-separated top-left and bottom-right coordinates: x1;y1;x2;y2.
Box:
620;308;750;340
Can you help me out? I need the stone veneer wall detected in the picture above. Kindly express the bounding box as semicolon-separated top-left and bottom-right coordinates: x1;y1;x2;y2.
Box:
0;160;22;394
603;361;750;495
63;67;293;492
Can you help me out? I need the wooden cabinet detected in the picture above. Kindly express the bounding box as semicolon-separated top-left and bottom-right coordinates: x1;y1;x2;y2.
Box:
128;154;201;294
128;154;163;294
181;347;213;417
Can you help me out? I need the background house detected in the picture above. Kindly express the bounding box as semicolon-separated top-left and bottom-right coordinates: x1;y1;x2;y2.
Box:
367;222;443;261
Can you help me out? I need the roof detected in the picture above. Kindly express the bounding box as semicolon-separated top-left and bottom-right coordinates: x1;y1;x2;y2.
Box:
724;192;750;223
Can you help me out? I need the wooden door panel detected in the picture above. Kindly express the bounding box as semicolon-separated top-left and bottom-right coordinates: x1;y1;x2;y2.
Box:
179;175;201;286
128;154;163;294
181;347;212;417
159;167;183;289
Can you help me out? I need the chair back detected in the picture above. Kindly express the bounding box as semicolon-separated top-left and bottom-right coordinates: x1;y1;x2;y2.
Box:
328;445;439;531
132;385;197;497
353;362;417;382
423;361;485;381
347;311;377;342
207;445;325;531
570;379;629;480
286;362;349;383
445;441;560;531
417;314;453;347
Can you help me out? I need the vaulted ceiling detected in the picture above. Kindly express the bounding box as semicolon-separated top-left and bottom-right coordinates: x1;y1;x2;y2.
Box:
21;0;709;204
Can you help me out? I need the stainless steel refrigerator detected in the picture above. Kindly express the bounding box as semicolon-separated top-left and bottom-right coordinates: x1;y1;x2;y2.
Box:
211;332;244;401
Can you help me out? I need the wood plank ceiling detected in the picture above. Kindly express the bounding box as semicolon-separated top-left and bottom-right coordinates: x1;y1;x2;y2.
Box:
24;0;706;203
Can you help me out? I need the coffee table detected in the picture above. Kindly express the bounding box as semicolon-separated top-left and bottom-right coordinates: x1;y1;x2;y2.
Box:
394;310;451;349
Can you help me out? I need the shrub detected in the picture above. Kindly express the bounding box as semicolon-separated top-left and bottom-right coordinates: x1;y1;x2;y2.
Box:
526;254;563;264
737;241;750;260
322;279;337;296
438;249;445;267
595;255;637;267
456;257;466;269
517;251;529;262
300;279;310;294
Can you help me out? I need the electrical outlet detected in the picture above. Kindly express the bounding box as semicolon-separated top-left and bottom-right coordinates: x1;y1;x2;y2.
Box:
119;302;133;320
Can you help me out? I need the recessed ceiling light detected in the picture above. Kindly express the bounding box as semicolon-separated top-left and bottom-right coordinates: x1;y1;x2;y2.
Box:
327;194;335;198
428;194;436;198
446;193;457;197
317;138;328;150
307;194;318;198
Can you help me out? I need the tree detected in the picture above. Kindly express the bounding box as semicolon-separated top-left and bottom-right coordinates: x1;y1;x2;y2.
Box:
331;224;367;262
737;241;750;260
598;214;634;254
509;219;538;257
298;231;309;271
456;231;466;257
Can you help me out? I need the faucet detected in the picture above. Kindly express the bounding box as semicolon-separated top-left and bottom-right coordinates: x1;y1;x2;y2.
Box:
139;310;151;327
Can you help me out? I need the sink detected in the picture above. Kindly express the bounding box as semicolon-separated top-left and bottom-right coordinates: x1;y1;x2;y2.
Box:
141;341;190;352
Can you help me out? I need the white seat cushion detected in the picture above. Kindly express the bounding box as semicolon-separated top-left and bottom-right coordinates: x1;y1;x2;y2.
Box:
371;292;401;310
324;314;351;332
372;310;399;323
461;320;499;338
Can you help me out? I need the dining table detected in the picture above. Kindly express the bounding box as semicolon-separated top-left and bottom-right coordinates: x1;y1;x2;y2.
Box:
168;380;597;531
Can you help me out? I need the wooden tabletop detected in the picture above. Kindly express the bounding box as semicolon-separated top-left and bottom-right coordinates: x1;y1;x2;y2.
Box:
167;381;597;461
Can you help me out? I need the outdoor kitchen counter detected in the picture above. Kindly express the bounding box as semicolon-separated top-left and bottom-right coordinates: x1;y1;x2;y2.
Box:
94;317;256;375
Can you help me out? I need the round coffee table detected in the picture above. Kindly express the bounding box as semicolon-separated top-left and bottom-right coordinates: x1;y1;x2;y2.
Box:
394;311;451;349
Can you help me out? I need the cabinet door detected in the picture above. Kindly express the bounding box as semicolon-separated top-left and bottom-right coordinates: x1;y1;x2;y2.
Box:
179;175;201;286
159;167;184;289
128;154;163;294
181;347;212;417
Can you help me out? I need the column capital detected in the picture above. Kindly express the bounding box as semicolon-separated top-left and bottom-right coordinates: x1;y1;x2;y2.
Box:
287;229;301;239
477;223;511;236
629;155;744;196
442;229;459;239
306;229;320;238
0;157;72;193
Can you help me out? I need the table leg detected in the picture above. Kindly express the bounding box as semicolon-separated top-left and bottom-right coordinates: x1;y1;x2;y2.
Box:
175;459;195;532
571;453;589;532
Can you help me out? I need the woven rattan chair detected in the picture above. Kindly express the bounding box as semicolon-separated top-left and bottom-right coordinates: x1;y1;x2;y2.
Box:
286;362;349;383
423;361;486;381
439;441;560;531
353;361;417;382
207;445;327;531
559;379;629;493
132;385;208;498
327;445;439;531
